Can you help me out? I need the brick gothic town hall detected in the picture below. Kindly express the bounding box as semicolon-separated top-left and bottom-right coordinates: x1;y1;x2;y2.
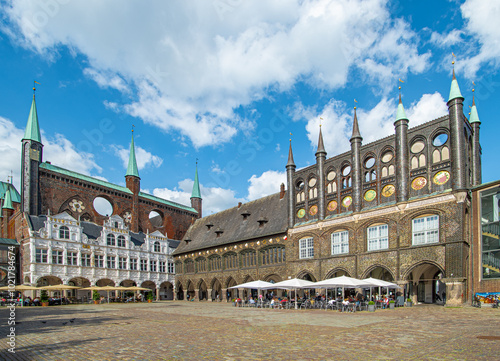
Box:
1;71;499;305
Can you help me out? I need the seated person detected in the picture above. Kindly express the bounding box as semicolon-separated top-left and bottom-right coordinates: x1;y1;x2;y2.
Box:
249;297;256;306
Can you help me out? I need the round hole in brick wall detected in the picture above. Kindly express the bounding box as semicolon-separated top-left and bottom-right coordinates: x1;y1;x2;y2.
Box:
149;210;163;227
93;197;113;216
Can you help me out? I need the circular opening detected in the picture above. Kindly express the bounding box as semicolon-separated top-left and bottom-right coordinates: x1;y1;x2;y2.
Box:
381;151;393;163
364;157;375;168
296;180;304;191
308;178;317;187
93;197;113;216
411;141;425;154
432;133;448;147
327;171;336;181
341;165;351;176
149;211;163;227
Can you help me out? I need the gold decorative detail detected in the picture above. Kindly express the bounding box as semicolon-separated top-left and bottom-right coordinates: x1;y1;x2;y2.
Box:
297;208;306;218
327;200;337;212
382;184;395;197
342;196;352;208
433;171;450;185
411;177;427;190
69;199;85;213
309;205;318;216
364;190;376;202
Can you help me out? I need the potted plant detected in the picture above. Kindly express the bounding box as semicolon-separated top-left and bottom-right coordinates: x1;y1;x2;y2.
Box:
389;300;395;309
368;300;375;312
92;290;100;304
146;292;154;303
405;298;413;307
40;290;49;307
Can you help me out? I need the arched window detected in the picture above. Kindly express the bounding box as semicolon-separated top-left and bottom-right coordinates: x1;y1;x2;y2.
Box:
117;235;126;247
331;230;349;255
196;257;207;273
412;215;439;245
154;241;160;252
299;237;314;259
208;255;222;271
106;234;115;246
223;253;238;269
260;246;285;265
240;250;256;268
59;226;70;240
184;259;194;273
367;224;388;251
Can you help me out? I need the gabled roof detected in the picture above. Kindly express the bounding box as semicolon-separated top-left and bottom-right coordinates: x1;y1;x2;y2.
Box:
173;192;288;255
0;182;21;204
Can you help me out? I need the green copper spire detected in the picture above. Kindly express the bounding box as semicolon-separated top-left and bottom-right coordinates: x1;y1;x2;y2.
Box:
191;165;201;199
126;132;140;178
23;95;42;143
2;188;14;210
448;69;463;102
396;93;408;121
469;97;480;124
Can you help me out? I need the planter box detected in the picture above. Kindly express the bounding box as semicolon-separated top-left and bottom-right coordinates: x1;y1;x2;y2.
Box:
405;302;412;307
94;300;100;304
148;299;152;303
389;303;395;310
368;304;375;312
41;302;49;307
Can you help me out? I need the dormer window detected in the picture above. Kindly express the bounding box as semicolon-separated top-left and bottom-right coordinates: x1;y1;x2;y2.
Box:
241;210;251;220
206;223;214;230
257;217;268;227
59;226;70;240
114;222;119;228
154;241;161;252
215;228;224;237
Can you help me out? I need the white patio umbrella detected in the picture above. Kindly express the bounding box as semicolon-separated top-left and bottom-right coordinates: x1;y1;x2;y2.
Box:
229;280;274;302
362;277;401;301
312;276;376;303
262;278;316;309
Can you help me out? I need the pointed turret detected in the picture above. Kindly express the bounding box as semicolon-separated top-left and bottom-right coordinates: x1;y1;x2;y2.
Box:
350;108;362;141
447;68;466;190
350;108;363;212
448;69;464;102
287;140;295;167
315;126;326;156
2;190;14;210
190;165;202;218
469;97;480;124
126;133;140;178
286;139;296;228
23;95;42;143
396;93;408;121
315;125;327;220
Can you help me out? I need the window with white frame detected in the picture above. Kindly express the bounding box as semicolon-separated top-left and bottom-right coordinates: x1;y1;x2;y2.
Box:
118;257;127;269
67;252;77;265
94;254;104;268
52;250;63;264
412;215;439;245
331;230;349;255
367;224;389;251
159;261;166;273
299;237;314;259
168;262;174;273
140;259;148;271
59;226;70;239
150;260;157;272
36;248;48;263
107;256;116;269
117;235;126;247
107;234;115;246
154;241;160;252
81;253;91;267
130;258;138;270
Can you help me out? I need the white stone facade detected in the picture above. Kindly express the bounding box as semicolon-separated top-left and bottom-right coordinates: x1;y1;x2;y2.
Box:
23;212;176;300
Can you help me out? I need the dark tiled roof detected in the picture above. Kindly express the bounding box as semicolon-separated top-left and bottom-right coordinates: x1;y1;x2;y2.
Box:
173;192;288;255
169;240;180;249
129;232;146;246
80;221;102;240
27;215;47;232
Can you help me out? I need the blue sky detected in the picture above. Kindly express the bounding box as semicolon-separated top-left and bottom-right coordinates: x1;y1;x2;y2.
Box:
0;0;499;215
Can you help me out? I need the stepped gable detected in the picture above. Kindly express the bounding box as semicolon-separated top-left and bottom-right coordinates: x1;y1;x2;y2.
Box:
174;192;288;254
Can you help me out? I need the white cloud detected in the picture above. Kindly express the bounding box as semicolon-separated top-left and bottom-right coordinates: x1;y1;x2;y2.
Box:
114;144;163;171
430;29;463;47
152;179;244;215
3;0;430;147
247;170;286;201
0;116;102;191
460;0;500;77
297;93;448;155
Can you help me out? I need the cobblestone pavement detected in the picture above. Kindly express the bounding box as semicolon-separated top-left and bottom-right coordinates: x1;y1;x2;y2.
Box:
1;302;499;360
